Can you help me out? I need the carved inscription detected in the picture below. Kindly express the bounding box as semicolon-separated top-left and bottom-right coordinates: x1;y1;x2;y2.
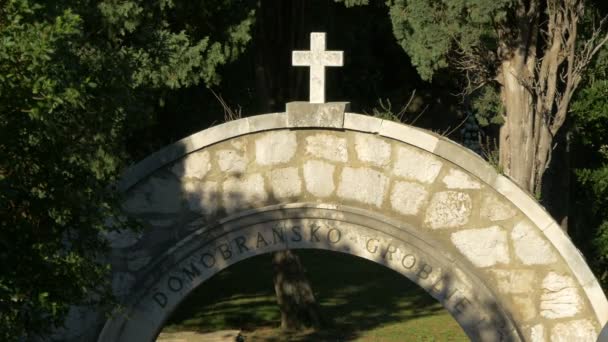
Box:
151;223;342;308
148;221;508;337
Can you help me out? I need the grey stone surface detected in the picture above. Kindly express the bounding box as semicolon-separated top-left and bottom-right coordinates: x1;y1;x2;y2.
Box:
493;175;554;233
286;101;349;128
355;134;391;167
442;169;481;189
105;229;141;249
511;220;558;265
217;149;247;173
393;145;443;183
112;272;135;298
246;112;286;132
90;113;608;342
344;112;382;133
543;221;608;323
540;272;582;318
222;174;267;213
255;131;297;165
390;181;429;215
550;320;597;342
379;119;438;153
529;324;545;342
450;226;509;267
337;167;388;207
127;251;152;272
488;269;536;294
425;191;472;229
513;295;537;321
269;167;302;199
182;181;218;215
99;205;524;342
480;193;517;221
305;134;348;162
123;177;182;214
170;150;211;179
303;160;335;197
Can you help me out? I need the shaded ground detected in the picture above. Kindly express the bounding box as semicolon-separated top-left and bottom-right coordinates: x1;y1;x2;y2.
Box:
160;249;468;341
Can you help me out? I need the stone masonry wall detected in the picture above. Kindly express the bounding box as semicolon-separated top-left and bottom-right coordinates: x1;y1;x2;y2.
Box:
110;128;601;341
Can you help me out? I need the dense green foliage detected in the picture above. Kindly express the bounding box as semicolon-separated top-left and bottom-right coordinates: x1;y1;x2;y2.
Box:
387;0;509;81
571;47;608;288
0;0;253;339
335;0;511;126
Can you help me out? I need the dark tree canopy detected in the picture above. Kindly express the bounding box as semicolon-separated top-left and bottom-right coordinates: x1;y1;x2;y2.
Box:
0;0;253;339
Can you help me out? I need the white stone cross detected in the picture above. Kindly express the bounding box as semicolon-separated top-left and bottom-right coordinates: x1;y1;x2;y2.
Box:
292;32;343;104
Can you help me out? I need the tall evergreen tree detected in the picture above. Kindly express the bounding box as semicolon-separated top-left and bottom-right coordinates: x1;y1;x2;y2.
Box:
0;0;254;339
383;0;608;201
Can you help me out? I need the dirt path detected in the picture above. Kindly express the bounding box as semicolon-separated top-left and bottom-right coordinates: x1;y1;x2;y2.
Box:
156;330;241;342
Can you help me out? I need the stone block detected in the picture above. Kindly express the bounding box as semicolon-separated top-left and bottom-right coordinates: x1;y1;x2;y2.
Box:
493;175;554;231
286;101;349;128
450;226;509;267
480;193;516;221
305;134;348;162
247;113;286;131
529;324;545;342
489;269;536;294
170;150;211;179
222;174;267;213
344;113;382;133
511;220;557;265
337;167;388;207
105;229;141;249
433;139;497;186
379;120;438;152
393;145;442;184
442;169;481;189
303;160;335;197
543;222;608;323
390;181;429;215
127;251;152;272
550;320;597;342
112;272;135;298
541;272;582;318
217;149;248;173
425;191;472;229
513;295;537;321
255;131;297;165
355;134;391;167
270;167;302;199
182;181;218;215
123;177;182;214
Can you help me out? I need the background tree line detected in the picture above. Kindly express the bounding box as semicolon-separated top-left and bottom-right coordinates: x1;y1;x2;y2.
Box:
1;0;607;339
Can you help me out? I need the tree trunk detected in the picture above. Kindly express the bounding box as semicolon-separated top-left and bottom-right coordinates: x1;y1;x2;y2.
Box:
496;0;601;232
272;250;323;330
499;57;537;193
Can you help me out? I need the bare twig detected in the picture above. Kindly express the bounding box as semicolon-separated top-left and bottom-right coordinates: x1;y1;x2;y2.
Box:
441;113;470;137
209;89;242;122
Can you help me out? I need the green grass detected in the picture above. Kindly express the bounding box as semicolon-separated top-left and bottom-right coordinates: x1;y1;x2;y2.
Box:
162;249;468;341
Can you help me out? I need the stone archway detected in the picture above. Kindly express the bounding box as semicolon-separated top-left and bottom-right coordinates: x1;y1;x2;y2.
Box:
68;105;606;341
101;204;522;341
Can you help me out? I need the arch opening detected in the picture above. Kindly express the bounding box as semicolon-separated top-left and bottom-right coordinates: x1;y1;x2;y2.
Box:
159;248;468;341
99;204;523;341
